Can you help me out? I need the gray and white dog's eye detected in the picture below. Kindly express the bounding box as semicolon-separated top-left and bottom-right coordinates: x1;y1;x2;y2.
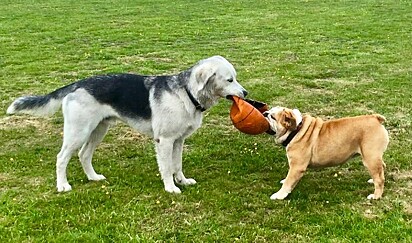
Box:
227;78;233;83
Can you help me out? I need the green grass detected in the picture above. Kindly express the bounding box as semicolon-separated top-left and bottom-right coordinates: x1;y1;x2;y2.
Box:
1;0;411;242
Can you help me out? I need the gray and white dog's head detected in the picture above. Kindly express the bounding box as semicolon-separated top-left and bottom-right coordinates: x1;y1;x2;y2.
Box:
189;56;248;109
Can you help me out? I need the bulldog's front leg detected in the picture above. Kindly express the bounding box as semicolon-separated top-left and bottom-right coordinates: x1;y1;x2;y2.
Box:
271;162;307;200
270;187;290;200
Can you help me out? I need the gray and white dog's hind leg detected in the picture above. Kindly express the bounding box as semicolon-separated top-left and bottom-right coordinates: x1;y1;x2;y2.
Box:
78;119;111;182
56;91;109;192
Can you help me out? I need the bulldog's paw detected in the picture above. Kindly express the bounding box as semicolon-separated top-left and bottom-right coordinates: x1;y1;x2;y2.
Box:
270;191;289;200
367;179;374;184
367;194;381;200
280;179;286;184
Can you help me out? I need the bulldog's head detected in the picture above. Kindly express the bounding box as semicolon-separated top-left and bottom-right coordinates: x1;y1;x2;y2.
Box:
263;107;303;141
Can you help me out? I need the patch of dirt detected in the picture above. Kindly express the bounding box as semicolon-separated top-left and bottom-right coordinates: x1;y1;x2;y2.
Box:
389;171;412;197
0;172;12;181
296;83;335;95
353;170;412;219
390;170;412;181
0;116;54;131
389;170;412;215
1;116;151;142
362;208;379;219
0;172;46;192
108;123;151;142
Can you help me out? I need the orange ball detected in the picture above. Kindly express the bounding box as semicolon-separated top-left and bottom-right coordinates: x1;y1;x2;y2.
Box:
230;96;270;135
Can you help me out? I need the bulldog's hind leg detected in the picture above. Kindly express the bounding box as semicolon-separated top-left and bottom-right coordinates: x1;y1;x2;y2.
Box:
362;153;385;200
362;122;388;199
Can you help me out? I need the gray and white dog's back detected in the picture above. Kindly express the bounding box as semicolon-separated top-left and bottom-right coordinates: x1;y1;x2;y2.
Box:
7;56;247;193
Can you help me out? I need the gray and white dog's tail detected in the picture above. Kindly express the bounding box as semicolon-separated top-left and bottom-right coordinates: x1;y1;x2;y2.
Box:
7;83;77;117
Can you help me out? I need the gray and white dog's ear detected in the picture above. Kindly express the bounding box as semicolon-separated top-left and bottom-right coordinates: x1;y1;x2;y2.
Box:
195;67;216;92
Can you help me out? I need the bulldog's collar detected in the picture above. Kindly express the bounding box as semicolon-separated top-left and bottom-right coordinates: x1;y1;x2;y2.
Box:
185;86;206;112
282;122;303;147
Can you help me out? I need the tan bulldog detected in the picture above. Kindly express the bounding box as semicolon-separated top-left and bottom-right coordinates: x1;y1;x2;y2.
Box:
264;107;389;200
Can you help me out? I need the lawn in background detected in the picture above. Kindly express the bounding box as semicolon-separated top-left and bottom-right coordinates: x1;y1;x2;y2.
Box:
0;0;411;242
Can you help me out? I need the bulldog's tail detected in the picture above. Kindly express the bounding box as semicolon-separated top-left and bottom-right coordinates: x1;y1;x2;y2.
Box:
373;114;386;124
6;83;78;117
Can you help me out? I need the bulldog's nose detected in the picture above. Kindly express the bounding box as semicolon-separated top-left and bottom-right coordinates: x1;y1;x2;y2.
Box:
242;90;248;97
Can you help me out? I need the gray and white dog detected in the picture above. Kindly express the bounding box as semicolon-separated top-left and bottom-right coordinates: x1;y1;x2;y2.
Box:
7;56;248;193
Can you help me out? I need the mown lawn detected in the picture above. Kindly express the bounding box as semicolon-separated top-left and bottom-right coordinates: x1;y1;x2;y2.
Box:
1;0;411;242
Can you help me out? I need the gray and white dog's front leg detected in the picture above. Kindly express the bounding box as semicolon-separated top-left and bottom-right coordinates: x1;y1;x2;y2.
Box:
173;138;196;186
155;137;181;193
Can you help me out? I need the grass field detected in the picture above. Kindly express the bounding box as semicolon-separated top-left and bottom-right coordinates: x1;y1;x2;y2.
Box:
1;0;411;242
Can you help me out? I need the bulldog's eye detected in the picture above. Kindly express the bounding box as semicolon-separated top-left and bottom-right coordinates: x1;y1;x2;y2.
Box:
227;78;233;83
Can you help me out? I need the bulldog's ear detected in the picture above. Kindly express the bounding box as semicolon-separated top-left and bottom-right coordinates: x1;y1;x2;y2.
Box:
281;109;297;130
195;67;215;92
292;109;302;125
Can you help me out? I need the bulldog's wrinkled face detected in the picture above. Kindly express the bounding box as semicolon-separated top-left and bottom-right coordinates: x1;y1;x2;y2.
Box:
263;107;302;138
